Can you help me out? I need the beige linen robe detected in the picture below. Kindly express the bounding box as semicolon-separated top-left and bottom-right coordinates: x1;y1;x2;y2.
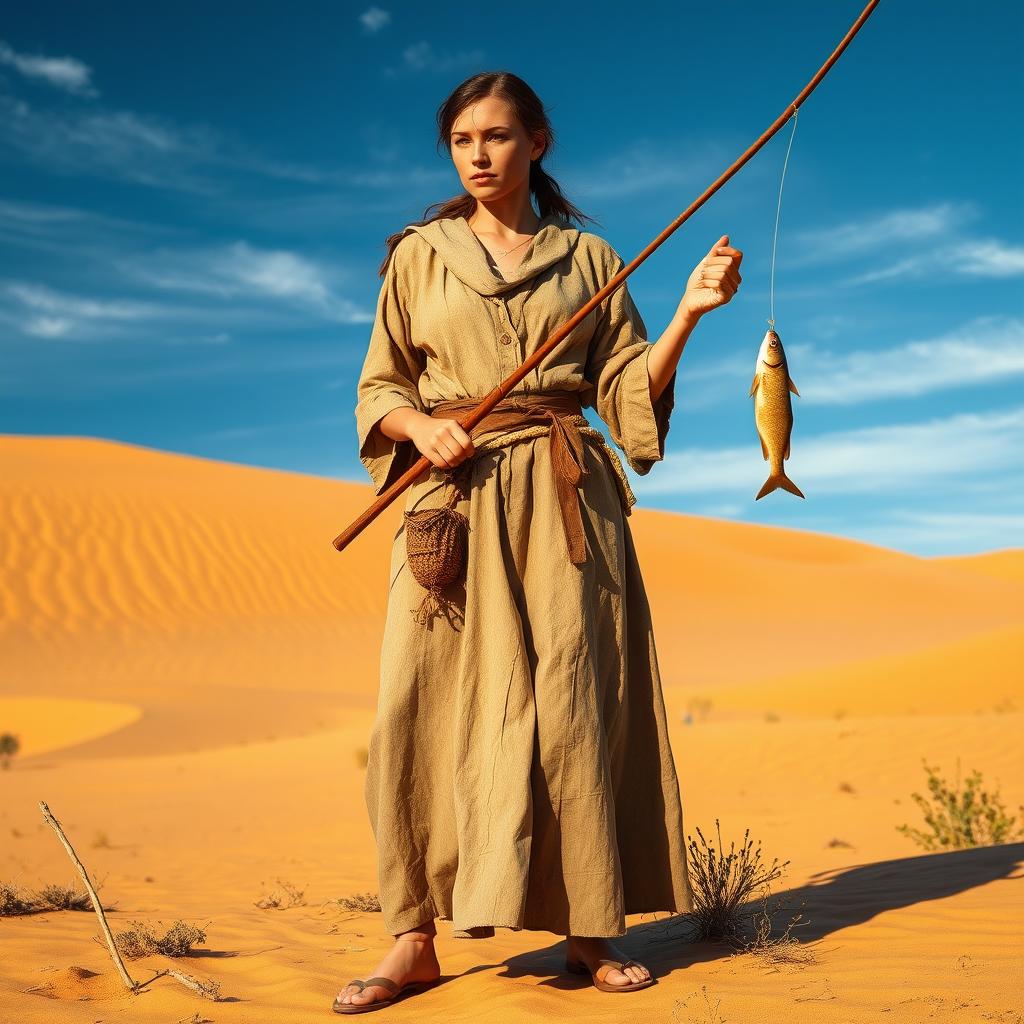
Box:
354;211;694;938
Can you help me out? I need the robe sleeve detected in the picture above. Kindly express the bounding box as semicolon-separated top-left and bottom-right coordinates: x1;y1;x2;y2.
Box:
583;251;676;475
354;242;427;495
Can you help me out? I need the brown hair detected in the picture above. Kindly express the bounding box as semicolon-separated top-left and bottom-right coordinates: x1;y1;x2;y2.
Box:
377;70;598;277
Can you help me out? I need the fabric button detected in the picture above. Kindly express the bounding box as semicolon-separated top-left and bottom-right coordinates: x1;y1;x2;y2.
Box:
499;334;512;345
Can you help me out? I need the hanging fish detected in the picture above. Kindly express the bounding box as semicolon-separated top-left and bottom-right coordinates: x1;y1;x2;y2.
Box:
749;327;805;500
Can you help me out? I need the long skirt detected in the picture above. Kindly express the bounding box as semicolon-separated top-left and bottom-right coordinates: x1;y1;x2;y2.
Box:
363;433;694;938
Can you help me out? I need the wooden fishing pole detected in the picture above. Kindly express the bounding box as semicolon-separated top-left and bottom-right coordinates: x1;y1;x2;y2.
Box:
333;0;881;553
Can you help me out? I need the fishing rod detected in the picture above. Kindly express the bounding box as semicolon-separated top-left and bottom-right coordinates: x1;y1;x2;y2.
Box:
333;0;882;553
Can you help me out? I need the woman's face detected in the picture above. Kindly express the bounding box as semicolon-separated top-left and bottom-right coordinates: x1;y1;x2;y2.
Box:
449;95;544;200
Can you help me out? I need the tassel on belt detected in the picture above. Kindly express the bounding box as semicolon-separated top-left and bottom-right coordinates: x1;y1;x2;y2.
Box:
426;389;594;565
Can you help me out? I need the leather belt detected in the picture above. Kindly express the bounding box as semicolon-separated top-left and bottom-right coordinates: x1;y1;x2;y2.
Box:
426;389;591;564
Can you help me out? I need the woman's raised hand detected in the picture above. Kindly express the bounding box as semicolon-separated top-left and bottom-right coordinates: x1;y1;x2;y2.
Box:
680;234;742;318
409;414;476;469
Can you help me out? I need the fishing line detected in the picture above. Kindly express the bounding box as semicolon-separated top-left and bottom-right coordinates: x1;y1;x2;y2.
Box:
768;107;799;331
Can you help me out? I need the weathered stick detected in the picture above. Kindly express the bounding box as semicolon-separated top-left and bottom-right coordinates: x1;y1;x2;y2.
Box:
39;799;226;1001
38;799;137;993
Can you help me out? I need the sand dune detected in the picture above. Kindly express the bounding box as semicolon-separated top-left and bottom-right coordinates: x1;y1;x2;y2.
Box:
1;435;1021;1022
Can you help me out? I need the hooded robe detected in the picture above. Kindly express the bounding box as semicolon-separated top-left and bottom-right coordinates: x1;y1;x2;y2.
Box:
354;211;694;938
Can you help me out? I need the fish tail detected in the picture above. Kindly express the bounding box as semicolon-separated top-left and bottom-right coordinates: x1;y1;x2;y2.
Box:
756;471;805;500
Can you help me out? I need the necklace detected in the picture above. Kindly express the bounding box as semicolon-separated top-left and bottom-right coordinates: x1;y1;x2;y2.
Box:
467;220;539;262
491;234;535;258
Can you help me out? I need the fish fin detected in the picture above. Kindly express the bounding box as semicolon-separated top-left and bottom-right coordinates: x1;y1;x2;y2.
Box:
755;471;805;500
785;437;790;459
788;376;800;397
759;436;769;460
749;373;760;397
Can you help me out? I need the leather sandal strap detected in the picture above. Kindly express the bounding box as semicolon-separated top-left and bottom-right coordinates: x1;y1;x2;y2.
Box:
344;979;366;991
594;958;623;981
362;976;399;993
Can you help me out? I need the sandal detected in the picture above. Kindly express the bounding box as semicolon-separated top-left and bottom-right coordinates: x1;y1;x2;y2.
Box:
331;975;440;1014
565;957;655;993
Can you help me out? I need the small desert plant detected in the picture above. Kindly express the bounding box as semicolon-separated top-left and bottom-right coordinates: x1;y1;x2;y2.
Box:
0;733;19;769
0;880;38;916
896;757;1024;851
111;919;208;959
335;891;382;912
34;883;95;911
254;877;307;909
686;819;792;945
730;886;812;966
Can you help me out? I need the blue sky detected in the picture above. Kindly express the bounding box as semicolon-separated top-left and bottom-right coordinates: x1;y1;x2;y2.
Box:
1;1;1021;557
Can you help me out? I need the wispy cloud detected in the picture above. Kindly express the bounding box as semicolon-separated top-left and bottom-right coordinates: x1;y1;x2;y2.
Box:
382;41;485;78
780;201;1023;287
844;237;1024;285
567;137;735;201
859;508;1024;552
121;241;375;323
0;89;451;197
632;404;1024;497
681;315;1024;408
359;6;392;33
3;281;173;338
788;315;1024;404
0;91;222;193
0;40;98;97
790;201;976;262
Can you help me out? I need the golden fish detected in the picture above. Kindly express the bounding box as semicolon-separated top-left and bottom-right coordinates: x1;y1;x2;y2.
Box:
749;328;805;500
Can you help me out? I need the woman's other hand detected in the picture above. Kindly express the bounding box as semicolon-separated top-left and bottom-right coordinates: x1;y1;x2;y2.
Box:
679;234;742;318
408;413;476;469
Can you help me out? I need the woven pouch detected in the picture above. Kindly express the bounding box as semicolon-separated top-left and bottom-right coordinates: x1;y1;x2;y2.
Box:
404;469;469;626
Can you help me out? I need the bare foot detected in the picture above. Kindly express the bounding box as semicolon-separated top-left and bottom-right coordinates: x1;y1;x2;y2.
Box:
565;935;651;987
335;925;441;1009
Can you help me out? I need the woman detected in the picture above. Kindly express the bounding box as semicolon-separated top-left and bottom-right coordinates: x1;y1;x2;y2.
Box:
335;71;741;1013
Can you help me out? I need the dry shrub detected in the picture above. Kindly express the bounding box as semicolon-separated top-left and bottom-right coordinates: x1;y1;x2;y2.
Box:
335;891;382;912
34;883;95;911
254;877;307;909
112;919;208;959
686;819;799;948
0;880;37;916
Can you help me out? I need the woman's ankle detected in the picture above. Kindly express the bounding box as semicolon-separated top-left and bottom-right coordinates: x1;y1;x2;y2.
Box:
395;919;436;941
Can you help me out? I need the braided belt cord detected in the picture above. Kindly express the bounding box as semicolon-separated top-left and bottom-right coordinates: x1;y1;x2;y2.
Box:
469;414;637;514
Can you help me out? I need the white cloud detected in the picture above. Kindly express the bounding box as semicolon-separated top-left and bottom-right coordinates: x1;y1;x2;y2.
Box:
0;40;98;97
833;507;1024;555
682;315;1024;408
359;6;392;33
3;281;173;339
6;282;164;320
844;238;1024;285
789;201;976;263
123;241;375;323
24;316;74;338
0;91;220;193
632;405;1024;497
789;315;1024;404
568;137;728;200
777;201;1022;287
382;41;484;77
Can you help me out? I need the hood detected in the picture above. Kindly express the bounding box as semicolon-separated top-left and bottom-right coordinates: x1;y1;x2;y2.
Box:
405;212;581;297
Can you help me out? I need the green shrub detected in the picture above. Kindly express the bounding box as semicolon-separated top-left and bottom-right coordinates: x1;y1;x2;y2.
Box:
896;757;1024;850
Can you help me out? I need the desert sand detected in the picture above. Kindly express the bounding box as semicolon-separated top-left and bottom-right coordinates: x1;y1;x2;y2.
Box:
1;434;1021;1023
